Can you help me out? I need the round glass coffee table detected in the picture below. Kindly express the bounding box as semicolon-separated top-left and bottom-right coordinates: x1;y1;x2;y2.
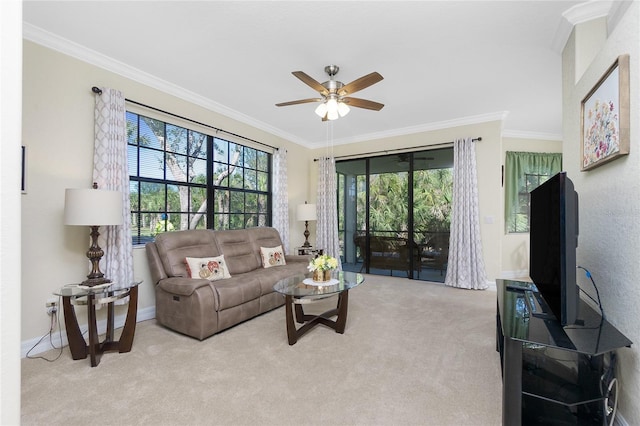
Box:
273;271;364;345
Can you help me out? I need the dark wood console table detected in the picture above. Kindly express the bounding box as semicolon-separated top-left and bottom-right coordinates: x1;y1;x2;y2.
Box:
496;279;632;425
54;281;141;367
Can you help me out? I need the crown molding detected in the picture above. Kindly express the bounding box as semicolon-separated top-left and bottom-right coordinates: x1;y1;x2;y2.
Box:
306;111;510;149
22;23;311;147
552;1;613;53
607;1;634;34
502;129;562;141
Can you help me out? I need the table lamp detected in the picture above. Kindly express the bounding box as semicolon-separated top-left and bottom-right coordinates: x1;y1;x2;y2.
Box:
64;183;123;286
296;202;316;248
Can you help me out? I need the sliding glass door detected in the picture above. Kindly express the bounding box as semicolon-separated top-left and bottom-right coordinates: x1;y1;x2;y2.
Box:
337;148;453;282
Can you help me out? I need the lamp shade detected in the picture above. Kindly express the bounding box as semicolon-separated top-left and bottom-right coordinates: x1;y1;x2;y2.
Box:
64;188;123;226
297;203;317;222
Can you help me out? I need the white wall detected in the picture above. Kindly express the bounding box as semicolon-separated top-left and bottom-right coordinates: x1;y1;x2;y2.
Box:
1;1;23;423
20;41;311;343
500;137;563;278
562;3;640;423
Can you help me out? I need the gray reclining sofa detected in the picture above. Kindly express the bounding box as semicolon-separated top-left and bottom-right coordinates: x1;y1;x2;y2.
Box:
146;227;310;340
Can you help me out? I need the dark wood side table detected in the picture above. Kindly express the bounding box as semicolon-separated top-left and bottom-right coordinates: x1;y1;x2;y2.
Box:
53;281;142;367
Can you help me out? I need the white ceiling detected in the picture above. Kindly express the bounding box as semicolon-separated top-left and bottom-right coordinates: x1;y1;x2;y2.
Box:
24;1;610;148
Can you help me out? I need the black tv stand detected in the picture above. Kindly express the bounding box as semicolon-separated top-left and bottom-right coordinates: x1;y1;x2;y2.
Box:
496;279;632;425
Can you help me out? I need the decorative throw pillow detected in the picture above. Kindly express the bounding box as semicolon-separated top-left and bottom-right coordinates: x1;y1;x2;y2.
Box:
260;245;287;268
184;255;231;281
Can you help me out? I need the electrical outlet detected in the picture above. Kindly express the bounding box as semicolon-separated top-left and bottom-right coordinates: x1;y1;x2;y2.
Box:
46;297;58;315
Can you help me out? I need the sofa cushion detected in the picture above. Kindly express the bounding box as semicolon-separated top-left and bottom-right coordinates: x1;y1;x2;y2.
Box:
249;226;286;258
260;245;286;268
213;274;262;310
185;255;231;281
154;230;221;278
213;229;261;274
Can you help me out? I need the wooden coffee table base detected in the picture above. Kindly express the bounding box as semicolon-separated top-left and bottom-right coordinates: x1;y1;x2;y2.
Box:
284;289;349;345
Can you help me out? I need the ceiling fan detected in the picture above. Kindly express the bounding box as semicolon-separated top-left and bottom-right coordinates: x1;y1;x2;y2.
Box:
276;65;384;121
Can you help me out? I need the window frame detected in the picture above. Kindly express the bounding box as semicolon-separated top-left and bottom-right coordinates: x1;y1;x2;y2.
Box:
127;111;272;245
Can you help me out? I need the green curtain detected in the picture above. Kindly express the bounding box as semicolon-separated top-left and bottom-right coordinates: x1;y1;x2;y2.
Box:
504;151;562;232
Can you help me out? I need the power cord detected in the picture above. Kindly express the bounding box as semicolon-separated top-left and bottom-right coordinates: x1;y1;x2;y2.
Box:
25;296;64;362
601;352;618;426
577;265;605;320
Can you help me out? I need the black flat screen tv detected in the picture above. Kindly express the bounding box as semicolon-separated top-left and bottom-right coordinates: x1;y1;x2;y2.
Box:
529;172;579;326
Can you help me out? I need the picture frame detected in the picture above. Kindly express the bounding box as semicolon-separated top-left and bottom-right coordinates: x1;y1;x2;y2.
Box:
580;54;630;171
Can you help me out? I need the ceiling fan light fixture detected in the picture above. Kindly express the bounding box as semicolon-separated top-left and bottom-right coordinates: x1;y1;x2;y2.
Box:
315;102;328;118
326;98;339;120
337;101;350;117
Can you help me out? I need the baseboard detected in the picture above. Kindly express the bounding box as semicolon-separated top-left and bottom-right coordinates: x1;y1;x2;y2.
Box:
21;306;156;358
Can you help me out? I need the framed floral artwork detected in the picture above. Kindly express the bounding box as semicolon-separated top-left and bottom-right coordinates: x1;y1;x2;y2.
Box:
581;54;630;171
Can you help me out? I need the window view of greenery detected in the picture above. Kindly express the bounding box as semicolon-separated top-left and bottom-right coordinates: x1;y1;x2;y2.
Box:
337;149;453;282
354;168;452;239
127;112;271;244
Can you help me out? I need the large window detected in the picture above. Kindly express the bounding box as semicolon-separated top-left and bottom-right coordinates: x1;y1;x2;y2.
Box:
504;151;562;233
127;111;271;244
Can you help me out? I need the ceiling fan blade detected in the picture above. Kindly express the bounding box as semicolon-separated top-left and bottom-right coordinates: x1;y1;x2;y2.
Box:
343;97;385;111
338;72;383;96
292;71;329;96
275;98;323;107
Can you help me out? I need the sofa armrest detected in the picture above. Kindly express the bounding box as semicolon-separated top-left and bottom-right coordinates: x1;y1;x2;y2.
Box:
157;277;212;296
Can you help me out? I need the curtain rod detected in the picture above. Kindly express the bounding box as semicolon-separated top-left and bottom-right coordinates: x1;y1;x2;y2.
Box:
91;86;278;151
313;137;482;161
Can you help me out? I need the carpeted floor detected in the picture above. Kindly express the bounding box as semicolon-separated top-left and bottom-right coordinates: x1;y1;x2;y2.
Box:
21;274;502;425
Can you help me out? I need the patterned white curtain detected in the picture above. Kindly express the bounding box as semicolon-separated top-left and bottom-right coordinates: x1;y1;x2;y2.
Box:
444;137;488;290
316;156;342;270
93;87;134;291
272;148;290;254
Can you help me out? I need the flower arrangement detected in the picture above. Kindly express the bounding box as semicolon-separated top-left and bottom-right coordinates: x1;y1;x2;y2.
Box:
583;98;619;168
308;254;339;272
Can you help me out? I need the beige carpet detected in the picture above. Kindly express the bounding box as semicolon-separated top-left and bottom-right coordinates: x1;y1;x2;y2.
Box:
21;274;502;425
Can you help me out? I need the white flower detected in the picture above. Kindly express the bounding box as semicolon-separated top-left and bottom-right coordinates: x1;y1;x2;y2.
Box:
308;254;339;271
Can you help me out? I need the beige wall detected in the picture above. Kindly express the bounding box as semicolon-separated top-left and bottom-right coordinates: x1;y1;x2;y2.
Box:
500;137;563;278
562;3;640;423
20;41;311;344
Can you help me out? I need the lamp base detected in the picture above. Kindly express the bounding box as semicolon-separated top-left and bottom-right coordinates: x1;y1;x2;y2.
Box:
81;277;112;287
302;220;311;247
83;225;111;287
